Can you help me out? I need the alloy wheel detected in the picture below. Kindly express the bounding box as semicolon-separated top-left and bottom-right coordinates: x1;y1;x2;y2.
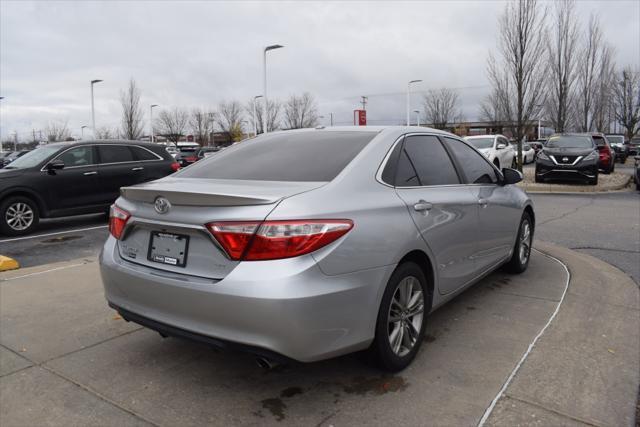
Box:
387;276;424;357
5;202;34;231
518;219;531;265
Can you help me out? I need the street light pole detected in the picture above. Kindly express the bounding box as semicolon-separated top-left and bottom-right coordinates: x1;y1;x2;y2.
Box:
414;110;420;127
406;79;422;126
81;125;88;139
90;79;103;132
253;95;263;136
150;104;158;143
263;44;284;134
0;97;4;154
330;112;333;126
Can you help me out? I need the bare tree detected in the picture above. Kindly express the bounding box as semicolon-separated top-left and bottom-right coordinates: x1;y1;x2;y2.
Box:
189;108;214;145
614;66;640;141
576;14;601;131
545;0;580;132
95;126;117;139
592;45;616;133
487;0;547;170
423;88;461;129
214;100;244;143
45;120;71;142
156;107;188;143
119;79;145;140
283;92;319;129
246;98;281;134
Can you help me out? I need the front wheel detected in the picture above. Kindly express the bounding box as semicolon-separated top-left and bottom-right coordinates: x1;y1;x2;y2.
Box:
0;196;40;236
369;262;429;372
504;212;533;274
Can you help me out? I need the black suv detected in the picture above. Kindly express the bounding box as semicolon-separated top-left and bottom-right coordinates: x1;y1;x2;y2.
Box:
0;140;179;236
535;134;599;185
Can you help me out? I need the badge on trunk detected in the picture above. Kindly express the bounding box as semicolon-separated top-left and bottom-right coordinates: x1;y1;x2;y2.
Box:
154;197;171;214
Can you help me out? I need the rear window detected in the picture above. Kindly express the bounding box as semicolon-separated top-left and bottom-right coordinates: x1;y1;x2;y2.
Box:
179;131;377;181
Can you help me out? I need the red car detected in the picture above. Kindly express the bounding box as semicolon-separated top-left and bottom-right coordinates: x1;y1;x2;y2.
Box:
590;133;615;174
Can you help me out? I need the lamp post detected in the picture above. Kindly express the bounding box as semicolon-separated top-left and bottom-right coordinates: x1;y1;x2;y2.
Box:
81;125;88;139
406;79;422;126
263;44;284;134
150;104;158;143
413;110;420;127
329;112;333;126
90;79;103;132
0;97;4;153
253;95;263;136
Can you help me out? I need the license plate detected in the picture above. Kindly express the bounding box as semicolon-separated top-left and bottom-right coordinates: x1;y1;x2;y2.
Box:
147;231;189;267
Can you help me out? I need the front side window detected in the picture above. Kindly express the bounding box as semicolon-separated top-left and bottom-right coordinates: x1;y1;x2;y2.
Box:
57;146;95;167
443;138;498;184
179;131;377;182
3;146;59;169
98;145;135;164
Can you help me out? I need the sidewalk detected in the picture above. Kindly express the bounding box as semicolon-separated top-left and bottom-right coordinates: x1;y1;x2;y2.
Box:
0;243;638;426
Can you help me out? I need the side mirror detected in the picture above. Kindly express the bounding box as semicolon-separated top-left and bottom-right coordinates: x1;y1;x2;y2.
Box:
501;168;523;185
46;159;65;171
497;143;506;150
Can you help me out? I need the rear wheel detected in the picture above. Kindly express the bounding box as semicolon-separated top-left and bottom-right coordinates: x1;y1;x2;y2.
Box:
504;212;533;274
369;262;429;372
0;196;40;236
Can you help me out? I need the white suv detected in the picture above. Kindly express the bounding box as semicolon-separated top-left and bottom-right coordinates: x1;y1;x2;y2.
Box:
465;135;516;170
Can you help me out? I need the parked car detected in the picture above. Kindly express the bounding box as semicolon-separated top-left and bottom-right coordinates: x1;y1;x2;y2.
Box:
100;126;534;371
1;150;30;168
629;137;640;156
511;142;535;164
196;146;220;160
635;155;640;191
175;149;198;167
605;134;628;163
464;134;516;169
165;145;179;158
0;140;180;236
535;133;599;185
529;139;546;154
590;133;615;174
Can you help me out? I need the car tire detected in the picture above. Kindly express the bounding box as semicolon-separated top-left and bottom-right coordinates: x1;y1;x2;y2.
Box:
0;196;40;236
588;174;598;186
369;261;429;372
610;162;615;173
504;212;533;274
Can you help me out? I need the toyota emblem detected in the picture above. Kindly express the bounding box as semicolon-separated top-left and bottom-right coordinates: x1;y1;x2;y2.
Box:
154;197;171;214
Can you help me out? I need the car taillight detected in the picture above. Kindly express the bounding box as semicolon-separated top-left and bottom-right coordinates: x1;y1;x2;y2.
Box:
109;205;130;240
206;220;354;261
170;161;181;172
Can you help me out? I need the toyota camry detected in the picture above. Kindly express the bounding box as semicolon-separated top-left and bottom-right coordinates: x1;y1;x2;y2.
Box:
100;126;534;371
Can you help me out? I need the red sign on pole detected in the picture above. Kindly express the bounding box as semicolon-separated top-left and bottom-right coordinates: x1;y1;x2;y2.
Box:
353;109;367;126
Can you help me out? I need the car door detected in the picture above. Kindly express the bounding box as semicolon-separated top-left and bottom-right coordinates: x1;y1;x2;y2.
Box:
96;144;144;204
129;145;166;181
388;134;480;294
442;137;520;273
45;145;101;212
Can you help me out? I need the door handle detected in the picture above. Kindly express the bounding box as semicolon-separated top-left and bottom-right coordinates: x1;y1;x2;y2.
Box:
83;171;97;176
413;200;433;212
131;167;144;171
478;198;488;207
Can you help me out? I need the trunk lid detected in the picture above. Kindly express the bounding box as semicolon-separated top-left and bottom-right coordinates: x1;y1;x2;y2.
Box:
115;178;326;279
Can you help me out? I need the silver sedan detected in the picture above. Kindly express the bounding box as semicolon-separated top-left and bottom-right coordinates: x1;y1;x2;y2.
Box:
100;126;534;371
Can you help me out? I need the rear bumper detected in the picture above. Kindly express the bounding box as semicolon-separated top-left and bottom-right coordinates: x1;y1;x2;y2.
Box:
99;237;392;362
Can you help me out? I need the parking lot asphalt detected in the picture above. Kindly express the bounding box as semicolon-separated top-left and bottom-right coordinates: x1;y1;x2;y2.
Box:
1;242;638;426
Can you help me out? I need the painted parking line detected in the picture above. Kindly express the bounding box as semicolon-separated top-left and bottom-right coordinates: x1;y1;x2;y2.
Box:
477;249;571;427
0;225;108;244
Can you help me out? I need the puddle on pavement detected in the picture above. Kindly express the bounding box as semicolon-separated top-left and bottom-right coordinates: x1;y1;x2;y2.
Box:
343;375;408;396
40;235;83;244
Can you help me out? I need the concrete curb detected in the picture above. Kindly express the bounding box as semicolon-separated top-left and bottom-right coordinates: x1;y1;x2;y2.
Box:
0;255;19;272
518;173;632;194
485;241;640;427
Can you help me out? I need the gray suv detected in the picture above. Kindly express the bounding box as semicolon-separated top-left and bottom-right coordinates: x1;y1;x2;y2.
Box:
100;127;534;371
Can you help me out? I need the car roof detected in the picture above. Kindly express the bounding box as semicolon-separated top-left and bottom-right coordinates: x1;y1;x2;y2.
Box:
465;134;502;139
44;140;162;149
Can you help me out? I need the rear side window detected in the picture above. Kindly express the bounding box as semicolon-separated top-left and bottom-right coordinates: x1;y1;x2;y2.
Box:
179;131;377;181
131;146;160;161
98;145;135;164
443;137;498;184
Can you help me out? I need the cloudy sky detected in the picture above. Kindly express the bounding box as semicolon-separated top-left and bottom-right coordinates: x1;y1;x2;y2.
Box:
1;0;638;140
